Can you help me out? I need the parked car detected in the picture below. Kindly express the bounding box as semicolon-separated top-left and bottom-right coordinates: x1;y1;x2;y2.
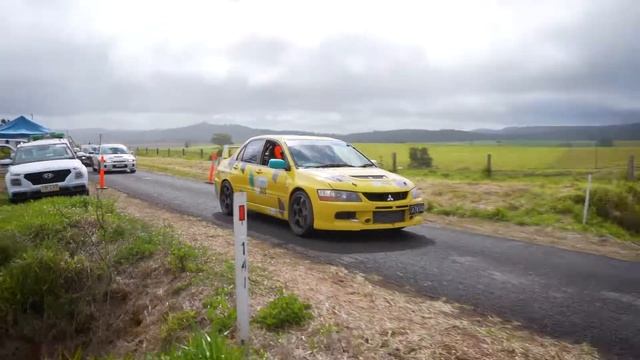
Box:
0;144;15;175
4;139;88;202
91;144;136;173
74;148;93;167
214;135;425;236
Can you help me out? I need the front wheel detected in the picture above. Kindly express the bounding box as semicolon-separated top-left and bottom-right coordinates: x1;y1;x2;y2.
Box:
288;190;314;237
219;181;233;216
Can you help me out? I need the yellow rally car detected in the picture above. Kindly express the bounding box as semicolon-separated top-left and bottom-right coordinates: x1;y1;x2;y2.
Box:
214;135;425;236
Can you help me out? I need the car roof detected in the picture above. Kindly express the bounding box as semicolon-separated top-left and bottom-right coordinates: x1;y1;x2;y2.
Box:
17;138;70;148
246;135;342;143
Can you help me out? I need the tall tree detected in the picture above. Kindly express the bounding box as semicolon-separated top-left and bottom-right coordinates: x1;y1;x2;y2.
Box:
211;133;233;146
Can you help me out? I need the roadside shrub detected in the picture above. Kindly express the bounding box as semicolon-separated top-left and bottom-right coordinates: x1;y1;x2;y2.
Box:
589;185;640;233
115;228;165;264
253;293;312;331
168;242;202;273
162;310;198;341
0;236;24;268
0;249;93;337
408;147;433;169
202;287;236;335
156;331;243;360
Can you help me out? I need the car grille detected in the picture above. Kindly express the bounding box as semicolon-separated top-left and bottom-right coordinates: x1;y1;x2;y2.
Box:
373;210;405;224
24;170;71;185
362;191;408;202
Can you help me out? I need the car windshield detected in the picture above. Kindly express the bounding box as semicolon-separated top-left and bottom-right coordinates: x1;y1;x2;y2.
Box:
101;145;129;154
14;144;75;164
285;140;373;168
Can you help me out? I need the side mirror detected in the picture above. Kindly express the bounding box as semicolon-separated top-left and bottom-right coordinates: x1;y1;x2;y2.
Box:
268;159;287;170
0;158;13;166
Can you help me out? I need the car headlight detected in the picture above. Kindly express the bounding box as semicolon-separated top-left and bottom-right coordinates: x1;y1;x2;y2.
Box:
74;170;84;179
10;175;21;186
411;187;422;199
317;189;361;202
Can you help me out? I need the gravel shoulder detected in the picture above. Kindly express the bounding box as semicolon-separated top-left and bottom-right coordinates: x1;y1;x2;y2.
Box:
111;189;599;359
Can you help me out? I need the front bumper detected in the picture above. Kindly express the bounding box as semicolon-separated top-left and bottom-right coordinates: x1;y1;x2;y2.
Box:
312;198;425;231
9;184;89;202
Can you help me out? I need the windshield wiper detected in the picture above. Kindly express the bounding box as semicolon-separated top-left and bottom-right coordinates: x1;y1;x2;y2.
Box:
307;163;355;168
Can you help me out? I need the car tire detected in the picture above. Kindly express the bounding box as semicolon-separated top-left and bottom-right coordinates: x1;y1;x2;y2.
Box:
219;181;234;216
288;190;314;237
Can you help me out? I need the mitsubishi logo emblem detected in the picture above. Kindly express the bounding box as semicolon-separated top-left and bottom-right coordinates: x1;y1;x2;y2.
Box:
42;172;54;180
387;194;394;201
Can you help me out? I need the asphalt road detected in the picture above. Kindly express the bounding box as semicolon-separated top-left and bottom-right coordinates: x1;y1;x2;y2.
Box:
92;170;640;359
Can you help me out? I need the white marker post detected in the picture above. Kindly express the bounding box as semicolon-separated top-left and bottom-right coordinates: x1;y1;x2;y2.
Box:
582;174;592;225
233;192;250;345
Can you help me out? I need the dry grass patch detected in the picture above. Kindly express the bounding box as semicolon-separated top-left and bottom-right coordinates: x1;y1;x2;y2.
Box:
417;179;640;261
111;190;598;359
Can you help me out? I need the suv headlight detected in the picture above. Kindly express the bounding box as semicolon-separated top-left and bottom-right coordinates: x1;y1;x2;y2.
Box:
9;174;22;186
317;189;361;202
74;170;84;179
411;187;422;199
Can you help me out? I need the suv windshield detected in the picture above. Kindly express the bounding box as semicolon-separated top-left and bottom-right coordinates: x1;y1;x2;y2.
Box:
101;145;129;154
285;140;373;168
14;144;75;164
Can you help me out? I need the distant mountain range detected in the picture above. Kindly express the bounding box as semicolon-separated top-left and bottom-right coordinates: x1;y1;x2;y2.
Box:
65;122;640;145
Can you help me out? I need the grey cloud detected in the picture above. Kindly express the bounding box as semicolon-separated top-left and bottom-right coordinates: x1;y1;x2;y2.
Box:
1;0;639;131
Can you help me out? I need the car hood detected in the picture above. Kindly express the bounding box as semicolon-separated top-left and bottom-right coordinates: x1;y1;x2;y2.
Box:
299;167;414;192
9;159;83;174
100;154;135;161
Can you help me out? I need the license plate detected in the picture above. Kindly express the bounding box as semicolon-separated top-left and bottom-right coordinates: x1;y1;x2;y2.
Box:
114;164;127;168
409;203;425;215
40;184;60;193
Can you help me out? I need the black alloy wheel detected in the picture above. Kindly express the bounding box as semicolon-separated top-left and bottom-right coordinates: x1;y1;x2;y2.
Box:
219;181;234;216
288;190;314;237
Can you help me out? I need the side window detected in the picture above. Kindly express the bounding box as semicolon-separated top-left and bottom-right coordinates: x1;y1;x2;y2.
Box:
260;140;287;166
241;139;265;164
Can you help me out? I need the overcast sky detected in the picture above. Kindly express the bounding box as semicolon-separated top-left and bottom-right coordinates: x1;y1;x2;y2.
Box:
1;0;639;132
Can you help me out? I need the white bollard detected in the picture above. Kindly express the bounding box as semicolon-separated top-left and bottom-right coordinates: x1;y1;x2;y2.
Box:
582;174;592;225
233;192;250;345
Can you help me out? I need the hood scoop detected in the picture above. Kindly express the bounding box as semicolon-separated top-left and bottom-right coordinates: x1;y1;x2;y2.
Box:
350;174;387;179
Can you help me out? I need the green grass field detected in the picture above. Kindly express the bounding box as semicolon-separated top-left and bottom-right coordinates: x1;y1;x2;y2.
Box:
135;142;640;177
354;143;640;171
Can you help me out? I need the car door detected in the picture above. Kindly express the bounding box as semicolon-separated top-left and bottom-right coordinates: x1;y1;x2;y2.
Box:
235;139;266;206
257;139;292;217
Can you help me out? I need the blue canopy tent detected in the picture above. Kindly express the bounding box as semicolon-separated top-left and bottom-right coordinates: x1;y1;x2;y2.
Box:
0;116;52;139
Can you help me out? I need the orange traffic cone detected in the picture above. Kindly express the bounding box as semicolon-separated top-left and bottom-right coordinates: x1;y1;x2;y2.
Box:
97;155;108;190
206;152;218;184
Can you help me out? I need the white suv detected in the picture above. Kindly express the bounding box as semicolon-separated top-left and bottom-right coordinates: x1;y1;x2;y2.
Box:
4;139;89;202
91;144;136;173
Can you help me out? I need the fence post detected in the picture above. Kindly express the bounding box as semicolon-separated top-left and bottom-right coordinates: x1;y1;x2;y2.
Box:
583;174;592;224
391;152;397;172
182;148;185;157
486;153;492;177
629;155;636;181
145;147;148;155
200;148;204;159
